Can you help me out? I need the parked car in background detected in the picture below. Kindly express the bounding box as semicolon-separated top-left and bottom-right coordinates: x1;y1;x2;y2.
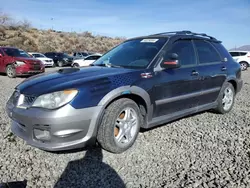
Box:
28;52;54;67
71;54;102;67
6;31;243;154
0;47;45;78
229;50;250;71
44;52;73;67
72;52;90;60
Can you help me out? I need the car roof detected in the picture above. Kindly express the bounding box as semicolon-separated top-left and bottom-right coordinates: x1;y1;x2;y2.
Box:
0;46;20;49
229;50;250;53
127;30;221;43
28;52;43;54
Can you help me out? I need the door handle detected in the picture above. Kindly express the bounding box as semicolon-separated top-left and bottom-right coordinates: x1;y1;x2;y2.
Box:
191;71;199;76
221;67;227;71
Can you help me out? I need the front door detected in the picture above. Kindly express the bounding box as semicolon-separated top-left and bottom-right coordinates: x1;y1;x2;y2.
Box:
153;39;201;118
0;49;4;72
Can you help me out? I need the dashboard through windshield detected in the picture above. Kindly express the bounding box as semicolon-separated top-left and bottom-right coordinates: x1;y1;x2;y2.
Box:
93;38;168;68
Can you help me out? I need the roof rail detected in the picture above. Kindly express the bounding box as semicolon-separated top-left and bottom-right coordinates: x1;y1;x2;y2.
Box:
149;30;217;41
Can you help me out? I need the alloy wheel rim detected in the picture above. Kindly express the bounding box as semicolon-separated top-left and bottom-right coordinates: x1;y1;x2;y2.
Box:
241;63;247;70
222;87;234;111
114;107;138;147
7;66;14;77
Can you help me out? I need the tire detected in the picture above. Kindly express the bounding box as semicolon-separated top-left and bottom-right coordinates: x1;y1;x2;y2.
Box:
73;63;79;68
214;82;235;114
240;62;248;71
6;64;16;78
57;61;63;67
97;98;142;153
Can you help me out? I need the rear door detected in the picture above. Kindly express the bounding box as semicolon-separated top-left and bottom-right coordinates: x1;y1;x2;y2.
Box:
193;40;227;106
229;52;240;59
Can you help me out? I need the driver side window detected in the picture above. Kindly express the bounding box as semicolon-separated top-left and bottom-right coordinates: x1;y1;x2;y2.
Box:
167;40;196;66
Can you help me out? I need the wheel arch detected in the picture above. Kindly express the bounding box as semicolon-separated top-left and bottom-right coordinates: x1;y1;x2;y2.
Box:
239;61;249;66
225;77;237;93
97;86;152;128
5;62;15;72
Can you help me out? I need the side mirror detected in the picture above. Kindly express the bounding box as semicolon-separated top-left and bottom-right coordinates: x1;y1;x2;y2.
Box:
161;53;180;69
0;54;2;57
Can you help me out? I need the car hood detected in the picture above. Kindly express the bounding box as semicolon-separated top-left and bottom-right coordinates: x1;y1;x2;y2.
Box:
14;57;42;64
36;57;52;61
16;66;141;95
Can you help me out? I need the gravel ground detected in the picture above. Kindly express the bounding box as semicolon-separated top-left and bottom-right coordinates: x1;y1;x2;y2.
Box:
0;68;250;188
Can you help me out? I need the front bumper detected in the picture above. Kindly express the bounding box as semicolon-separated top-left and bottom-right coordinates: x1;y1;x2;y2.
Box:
6;102;102;151
16;65;45;75
42;61;54;67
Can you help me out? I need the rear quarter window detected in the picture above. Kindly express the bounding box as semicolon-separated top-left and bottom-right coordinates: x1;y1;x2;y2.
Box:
211;43;235;62
239;52;247;56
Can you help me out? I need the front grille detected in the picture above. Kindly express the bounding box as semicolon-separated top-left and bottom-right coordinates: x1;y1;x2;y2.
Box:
33;64;41;70
45;60;52;62
8;91;36;107
24;96;36;106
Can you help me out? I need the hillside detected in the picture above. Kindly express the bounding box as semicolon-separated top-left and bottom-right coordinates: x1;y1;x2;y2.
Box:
230;45;250;51
0;13;125;54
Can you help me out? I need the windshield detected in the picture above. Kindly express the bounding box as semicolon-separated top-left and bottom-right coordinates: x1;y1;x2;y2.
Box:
93;38;168;68
32;53;45;58
58;53;72;58
3;48;30;58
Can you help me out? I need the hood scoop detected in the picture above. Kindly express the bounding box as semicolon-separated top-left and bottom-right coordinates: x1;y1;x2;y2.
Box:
57;68;80;74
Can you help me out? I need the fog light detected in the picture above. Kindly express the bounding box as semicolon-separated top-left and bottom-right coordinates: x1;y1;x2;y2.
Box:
34;129;51;141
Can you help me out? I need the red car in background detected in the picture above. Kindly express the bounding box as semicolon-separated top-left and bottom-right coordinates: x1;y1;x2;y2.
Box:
0;47;45;78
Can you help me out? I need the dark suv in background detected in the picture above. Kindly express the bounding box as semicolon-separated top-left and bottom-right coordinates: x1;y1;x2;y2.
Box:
44;52;73;67
6;31;243;154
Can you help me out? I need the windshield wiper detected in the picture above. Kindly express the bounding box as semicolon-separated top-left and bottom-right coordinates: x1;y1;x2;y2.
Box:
105;62;123;68
92;63;123;68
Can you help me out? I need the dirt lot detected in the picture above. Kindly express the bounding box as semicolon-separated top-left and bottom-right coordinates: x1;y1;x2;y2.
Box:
0;68;250;188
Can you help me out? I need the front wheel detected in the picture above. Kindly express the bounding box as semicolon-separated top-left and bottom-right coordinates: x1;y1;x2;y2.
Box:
6;64;16;78
97;98;142;153
57;61;63;67
214;82;235;114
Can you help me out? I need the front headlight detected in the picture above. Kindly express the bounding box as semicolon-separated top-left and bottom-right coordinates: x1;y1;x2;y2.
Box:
15;61;25;66
32;89;78;109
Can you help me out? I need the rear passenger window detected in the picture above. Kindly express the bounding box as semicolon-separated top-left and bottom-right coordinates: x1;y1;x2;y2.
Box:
92;56;101;60
168;40;196;66
229;52;239;57
194;40;221;64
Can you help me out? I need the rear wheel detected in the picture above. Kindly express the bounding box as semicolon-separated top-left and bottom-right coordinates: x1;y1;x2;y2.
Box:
97;98;142;153
240;62;248;71
6;64;16;78
214;82;235;114
73;63;80;68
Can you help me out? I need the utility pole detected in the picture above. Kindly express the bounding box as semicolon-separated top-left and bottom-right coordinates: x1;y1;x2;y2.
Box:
51;18;54;30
